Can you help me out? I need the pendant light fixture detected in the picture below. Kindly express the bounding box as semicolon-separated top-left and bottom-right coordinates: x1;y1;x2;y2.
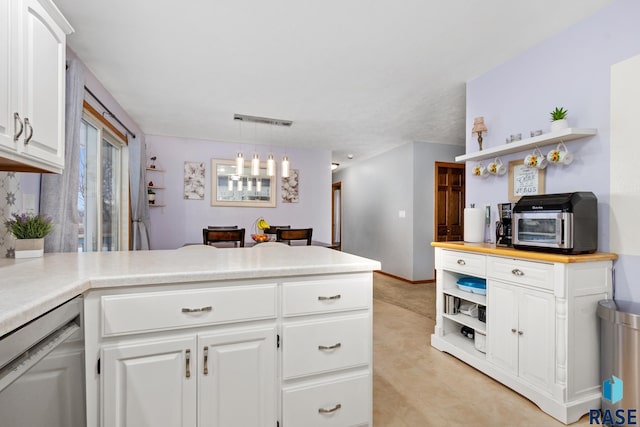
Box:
266;154;275;177
251;153;260;176
281;155;290;178
247;178;253;191
257;179;262;192
236;152;244;176
227;176;233;191
237;178;243;191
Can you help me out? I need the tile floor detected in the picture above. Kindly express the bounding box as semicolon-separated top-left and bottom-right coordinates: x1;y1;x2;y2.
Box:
372;273;594;427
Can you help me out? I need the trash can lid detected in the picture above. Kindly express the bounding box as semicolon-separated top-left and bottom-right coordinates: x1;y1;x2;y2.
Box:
597;299;640;329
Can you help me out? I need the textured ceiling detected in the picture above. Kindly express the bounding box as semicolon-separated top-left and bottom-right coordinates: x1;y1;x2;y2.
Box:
54;0;612;166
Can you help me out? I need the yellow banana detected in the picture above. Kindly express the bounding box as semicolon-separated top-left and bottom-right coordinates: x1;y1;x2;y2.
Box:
256;218;269;230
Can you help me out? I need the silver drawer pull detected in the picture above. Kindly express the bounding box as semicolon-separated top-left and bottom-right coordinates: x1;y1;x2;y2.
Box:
203;346;209;375
511;328;517;333
23;117;33;144
511;268;524;276
318;343;341;351
318;294;341;301
457;259;466;265
181;306;213;313
13;112;24;142
318;403;342;414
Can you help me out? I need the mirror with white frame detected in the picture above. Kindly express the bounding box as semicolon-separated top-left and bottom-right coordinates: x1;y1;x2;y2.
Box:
211;158;276;207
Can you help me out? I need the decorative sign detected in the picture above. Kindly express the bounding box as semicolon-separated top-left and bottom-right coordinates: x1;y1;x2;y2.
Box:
508;159;545;202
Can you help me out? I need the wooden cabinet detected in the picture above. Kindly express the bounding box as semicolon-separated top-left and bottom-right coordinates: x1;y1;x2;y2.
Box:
85;272;373;427
0;0;72;173
431;247;614;424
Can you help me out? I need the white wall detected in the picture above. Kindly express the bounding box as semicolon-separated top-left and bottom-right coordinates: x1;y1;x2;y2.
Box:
145;134;332;249
334;141;463;281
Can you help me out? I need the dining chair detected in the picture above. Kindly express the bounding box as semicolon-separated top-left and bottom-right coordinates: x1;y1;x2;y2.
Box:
207;225;238;230
276;228;313;246
203;228;246;247
263;225;290;236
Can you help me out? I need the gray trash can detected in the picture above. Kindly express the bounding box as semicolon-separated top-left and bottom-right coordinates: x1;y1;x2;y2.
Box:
597;299;640;415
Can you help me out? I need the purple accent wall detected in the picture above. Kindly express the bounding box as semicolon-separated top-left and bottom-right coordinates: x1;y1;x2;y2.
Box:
466;0;640;301
145;134;331;249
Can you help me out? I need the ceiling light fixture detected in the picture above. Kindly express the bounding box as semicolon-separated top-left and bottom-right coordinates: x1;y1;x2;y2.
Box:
331;162;339;171
281;156;290;178
233;113;293;127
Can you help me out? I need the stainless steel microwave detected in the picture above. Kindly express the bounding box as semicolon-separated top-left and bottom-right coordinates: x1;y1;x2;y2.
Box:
512;192;597;254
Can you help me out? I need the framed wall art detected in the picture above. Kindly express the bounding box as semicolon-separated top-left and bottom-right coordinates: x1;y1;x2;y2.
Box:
184;161;205;200
508;159;545;202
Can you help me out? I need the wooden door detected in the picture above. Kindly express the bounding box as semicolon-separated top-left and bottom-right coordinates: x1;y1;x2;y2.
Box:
434;162;465;241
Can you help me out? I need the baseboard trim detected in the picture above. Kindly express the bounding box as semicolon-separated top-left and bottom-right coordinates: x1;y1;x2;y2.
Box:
374;270;435;285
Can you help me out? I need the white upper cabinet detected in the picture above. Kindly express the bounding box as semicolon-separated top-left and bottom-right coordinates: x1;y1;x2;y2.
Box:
0;0;73;173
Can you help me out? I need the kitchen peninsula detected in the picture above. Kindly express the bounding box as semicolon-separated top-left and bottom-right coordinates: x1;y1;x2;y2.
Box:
0;245;380;426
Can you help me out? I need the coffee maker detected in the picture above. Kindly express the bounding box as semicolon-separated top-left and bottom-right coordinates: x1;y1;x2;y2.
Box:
495;202;513;247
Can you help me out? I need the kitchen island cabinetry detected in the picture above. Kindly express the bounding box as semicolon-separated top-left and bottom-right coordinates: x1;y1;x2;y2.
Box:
430;243;617;424
0;0;73;173
84;267;374;427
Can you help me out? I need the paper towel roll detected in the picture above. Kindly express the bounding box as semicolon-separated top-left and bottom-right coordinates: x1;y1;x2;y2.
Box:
464;208;485;243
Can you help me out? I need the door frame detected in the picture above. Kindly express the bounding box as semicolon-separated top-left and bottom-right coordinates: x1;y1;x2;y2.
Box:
331;181;342;251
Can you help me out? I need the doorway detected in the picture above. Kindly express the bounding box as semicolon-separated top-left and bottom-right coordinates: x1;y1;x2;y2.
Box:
331;182;342;251
434;162;465;242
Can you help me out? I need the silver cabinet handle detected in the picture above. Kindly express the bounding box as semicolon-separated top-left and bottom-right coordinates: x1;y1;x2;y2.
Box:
511;328;517;333
185;349;191;378
511;268;524;276
518;330;524;336
181;306;213;313
23;117;33;144
318;343;341;351
457;259;466;265
318;294;341;301
203;346;209;375
318;403;342;414
13;113;24;142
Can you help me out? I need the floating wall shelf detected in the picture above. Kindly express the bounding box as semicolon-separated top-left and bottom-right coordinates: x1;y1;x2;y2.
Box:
456;128;597;163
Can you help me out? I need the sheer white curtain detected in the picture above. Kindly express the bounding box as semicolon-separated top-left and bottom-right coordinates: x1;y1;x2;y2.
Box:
129;136;150;250
40;59;84;252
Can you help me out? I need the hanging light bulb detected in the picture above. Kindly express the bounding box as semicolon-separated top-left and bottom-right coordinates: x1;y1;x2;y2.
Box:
257;179;262;192
227;176;233;191
247;178;253;191
266;154;275;177
236;152;244;176
237;178;243;191
251;153;260;176
281;155;290;178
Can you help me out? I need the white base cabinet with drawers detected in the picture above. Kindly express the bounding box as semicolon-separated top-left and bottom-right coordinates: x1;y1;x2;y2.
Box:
84;272;373;427
431;247;614;424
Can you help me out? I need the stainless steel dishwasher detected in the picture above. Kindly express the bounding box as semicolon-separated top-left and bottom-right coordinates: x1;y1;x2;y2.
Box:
0;296;85;427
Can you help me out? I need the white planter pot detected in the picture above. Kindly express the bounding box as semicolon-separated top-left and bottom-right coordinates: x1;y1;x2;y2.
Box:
550;119;569;132
14;238;44;258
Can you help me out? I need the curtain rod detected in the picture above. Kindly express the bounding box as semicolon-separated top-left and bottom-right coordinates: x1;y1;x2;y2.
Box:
84;86;137;139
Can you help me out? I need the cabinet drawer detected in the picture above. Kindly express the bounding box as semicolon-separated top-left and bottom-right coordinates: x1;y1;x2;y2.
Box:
283;374;370;427
102;284;277;336
282;275;371;317
283;315;370;379
487;257;554;291
440;250;486;276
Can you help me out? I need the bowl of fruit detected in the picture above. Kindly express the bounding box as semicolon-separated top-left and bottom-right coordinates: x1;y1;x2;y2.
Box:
251;234;270;243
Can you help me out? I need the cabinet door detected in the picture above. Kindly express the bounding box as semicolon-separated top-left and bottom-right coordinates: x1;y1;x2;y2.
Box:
518;287;555;390
102;335;197;427
197;327;276;427
0;0;15;153
487;280;519;374
18;0;66;169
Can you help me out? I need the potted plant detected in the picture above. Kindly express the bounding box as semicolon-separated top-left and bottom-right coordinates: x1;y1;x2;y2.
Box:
5;212;54;258
550;107;569;132
147;187;156;204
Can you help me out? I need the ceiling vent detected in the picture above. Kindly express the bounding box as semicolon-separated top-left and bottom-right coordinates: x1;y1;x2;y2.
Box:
233;113;292;127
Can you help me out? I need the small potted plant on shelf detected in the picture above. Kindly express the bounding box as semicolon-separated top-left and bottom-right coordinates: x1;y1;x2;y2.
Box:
149;156;157;169
5;212;54;258
550;107;569;132
147;187;156;204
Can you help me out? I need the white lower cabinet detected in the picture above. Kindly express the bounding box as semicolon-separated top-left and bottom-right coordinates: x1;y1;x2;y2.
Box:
431;247;615;424
487;280;555;391
85;272;373;427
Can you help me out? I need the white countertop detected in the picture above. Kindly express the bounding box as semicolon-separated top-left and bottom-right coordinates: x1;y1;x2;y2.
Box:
0;245;381;336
